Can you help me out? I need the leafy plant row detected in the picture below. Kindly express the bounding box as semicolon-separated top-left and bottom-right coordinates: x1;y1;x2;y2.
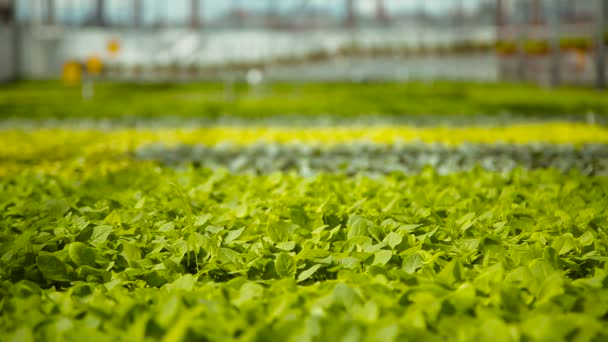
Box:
3;112;602;131
1;166;607;341
3;82;608;119
2;123;607;164
135;142;608;176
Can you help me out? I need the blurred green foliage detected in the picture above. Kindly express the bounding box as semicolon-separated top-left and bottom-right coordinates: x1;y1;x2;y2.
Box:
1;81;607;119
2;165;608;341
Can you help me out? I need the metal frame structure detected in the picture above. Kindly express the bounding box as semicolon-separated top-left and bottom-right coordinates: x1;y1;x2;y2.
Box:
0;0;18;82
7;0;607;86
597;0;607;89
16;0;486;30
190;0;201;29
496;0;606;88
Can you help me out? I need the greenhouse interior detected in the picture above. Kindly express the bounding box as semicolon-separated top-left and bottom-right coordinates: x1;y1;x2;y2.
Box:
1;0;608;341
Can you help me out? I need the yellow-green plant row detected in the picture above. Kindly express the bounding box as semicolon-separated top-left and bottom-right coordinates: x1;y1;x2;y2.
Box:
2;123;605;177
2;123;607;161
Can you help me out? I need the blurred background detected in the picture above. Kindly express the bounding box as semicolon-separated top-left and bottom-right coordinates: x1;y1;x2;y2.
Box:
0;0;606;87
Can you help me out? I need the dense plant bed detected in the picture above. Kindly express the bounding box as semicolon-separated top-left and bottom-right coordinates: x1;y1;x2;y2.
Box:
135;142;608;176
3;112;604;130
2;80;607;341
2;123;607;163
1;166;608;341
2;124;607;178
2;82;608;120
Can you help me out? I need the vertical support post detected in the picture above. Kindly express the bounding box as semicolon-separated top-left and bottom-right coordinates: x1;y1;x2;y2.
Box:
12;0;19;81
163;0;169;28
46;0;54;25
0;0;14;23
531;0;541;25
376;0;388;24
566;0;576;21
191;0;200;29
496;0;504;39
516;0;529;81
496;0;504;26
153;0;160;28
416;0;425;50
456;0;465;43
133;0;142;28
265;0;275;29
94;0;104;26
596;0;607;90
66;0;74;26
346;0;356;28
547;0;561;87
0;0;18;82
496;0;504;80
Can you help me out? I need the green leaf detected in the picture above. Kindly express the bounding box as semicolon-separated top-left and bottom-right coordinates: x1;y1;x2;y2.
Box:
535;272;564;304
297;264;322;282
575;208;596;227
143;270;167;287
457;212;476;232
233;282;264;307
289;206;309;228
577;231;594;247
194;214;212;227
372;324;399;342
68;242;97;267
403;253;424;274
275;253;297;278
384;232;403;249
267;222;289;243
347;216;369;239
276;241;296;251
438;259;464;285
121;241;142;262
157;295;181;327
297;248;331;260
134;197;146;209
37;253;71;282
373;250;393;266
167;274;197;291
552;234;576;255
218;248;242;266
332;283;362;309
76;265;111;283
104;210;122;227
90;225;113;246
158;222;175;232
449;282;477;312
70;283;95;297
161;307;205;342
473;262;504;294
225;227;245;244
10;328;34;342
339;257;360;269
398;224;423;232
